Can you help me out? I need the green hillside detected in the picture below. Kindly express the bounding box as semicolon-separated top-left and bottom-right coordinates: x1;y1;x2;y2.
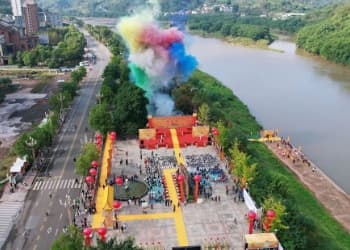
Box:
296;4;350;66
33;0;347;17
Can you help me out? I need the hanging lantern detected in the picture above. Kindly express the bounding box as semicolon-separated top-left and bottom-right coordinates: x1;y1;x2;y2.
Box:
85;176;94;184
83;227;93;237
113;200;122;209
177;175;184;183
266;209;276;220
91;160;99;168
115;176;123;186
193;175;201;182
89;168;97;176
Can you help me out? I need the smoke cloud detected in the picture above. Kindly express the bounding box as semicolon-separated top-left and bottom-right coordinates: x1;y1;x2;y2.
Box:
117;0;198;116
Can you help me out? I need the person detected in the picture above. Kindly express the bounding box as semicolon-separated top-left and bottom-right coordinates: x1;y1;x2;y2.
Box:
49;193;52;199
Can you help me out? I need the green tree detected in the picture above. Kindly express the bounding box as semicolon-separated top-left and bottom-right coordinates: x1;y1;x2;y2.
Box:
262;196;289;233
51;225;84;250
91;237;142;250
75;143;99;176
89;103;114;135
198;103;209;125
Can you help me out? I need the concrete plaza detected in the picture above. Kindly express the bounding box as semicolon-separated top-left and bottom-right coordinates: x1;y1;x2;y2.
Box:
101;140;249;249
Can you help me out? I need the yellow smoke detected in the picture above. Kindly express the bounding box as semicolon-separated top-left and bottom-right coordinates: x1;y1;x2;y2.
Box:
117;0;160;52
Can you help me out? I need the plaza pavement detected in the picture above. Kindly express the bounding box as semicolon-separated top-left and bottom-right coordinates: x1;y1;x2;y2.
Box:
98;139;249;249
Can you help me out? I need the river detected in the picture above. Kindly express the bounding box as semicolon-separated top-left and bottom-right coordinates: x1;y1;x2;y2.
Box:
187;35;350;194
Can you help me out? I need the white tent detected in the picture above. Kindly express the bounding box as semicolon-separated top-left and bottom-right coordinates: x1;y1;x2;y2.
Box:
10;157;27;173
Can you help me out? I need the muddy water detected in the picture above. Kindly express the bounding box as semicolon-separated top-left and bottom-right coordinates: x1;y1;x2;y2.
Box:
187;35;350;194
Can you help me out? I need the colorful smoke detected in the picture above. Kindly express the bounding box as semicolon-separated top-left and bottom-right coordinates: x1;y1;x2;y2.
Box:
117;0;198;115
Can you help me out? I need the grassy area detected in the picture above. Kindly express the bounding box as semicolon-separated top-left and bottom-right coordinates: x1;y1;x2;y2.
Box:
248;143;350;249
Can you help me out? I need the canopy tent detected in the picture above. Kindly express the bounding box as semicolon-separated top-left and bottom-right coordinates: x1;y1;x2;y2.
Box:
244;233;279;249
10;157;27;173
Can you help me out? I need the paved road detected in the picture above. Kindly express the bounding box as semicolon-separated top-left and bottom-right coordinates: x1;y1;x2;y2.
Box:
3;31;111;250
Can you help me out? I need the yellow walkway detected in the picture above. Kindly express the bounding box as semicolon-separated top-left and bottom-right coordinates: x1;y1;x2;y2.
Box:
92;134;114;228
91;130;189;246
170;129;185;165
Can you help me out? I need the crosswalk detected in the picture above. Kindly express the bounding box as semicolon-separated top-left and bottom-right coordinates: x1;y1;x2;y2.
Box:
32;178;83;191
0;201;22;247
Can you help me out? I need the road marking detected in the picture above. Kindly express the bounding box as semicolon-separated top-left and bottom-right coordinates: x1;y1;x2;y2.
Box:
62;179;68;189
67;188;71;194
47;226;52;234
49;201;53;207
55;178;61;189
33;245;38;250
32;181;41;190
59;213;63;220
59;73;99;178
43;217;47;222
55;228;59;236
36;235;40;241
35;201;39;207
40;224;44;231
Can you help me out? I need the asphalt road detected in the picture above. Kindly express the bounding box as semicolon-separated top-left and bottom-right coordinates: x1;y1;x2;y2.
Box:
3;31;111;250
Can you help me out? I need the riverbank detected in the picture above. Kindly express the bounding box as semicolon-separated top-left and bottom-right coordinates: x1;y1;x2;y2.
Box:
265;140;350;232
188;30;284;52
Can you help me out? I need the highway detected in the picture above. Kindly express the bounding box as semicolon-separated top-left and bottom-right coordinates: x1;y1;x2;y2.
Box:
3;31;111;250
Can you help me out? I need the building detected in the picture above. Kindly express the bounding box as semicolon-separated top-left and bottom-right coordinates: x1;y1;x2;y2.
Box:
11;0;22;17
22;0;39;35
0;19;38;65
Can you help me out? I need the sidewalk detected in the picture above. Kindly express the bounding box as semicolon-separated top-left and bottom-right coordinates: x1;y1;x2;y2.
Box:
266;141;350;232
0;171;37;248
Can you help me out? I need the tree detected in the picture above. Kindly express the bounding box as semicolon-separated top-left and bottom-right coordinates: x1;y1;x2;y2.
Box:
90;237;142;250
262;196;288;233
198;103;209;125
51;225;84;250
75;143;99;176
89;103;114;135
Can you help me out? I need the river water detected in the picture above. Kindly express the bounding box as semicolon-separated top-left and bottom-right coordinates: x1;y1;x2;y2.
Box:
187;35;350;194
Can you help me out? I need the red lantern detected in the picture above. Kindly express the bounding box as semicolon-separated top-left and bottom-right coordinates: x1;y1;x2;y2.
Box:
89;168;97;176
83;227;93;247
97;227;107;242
95;133;102;140
266;209;276;219
91;160;99;168
95;138;102;145
177;175;184;183
83;227;93;236
110;131;117;141
248;210;256;234
115;176;123;186
193;175;201;182
85;176;94;184
113;200;122;209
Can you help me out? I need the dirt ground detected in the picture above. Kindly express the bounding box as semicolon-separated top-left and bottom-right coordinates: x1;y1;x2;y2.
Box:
0;71;71;161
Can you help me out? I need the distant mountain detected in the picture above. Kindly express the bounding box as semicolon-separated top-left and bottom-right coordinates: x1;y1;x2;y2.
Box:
33;0;348;17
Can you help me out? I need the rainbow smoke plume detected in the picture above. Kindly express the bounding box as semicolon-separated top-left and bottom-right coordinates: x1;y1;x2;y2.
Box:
117;0;198;115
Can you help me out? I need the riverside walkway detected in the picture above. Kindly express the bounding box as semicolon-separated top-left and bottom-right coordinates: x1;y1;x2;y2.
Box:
266;141;350;232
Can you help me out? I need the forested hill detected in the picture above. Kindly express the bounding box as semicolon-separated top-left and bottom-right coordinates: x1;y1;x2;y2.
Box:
296;4;350;66
32;0;345;17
